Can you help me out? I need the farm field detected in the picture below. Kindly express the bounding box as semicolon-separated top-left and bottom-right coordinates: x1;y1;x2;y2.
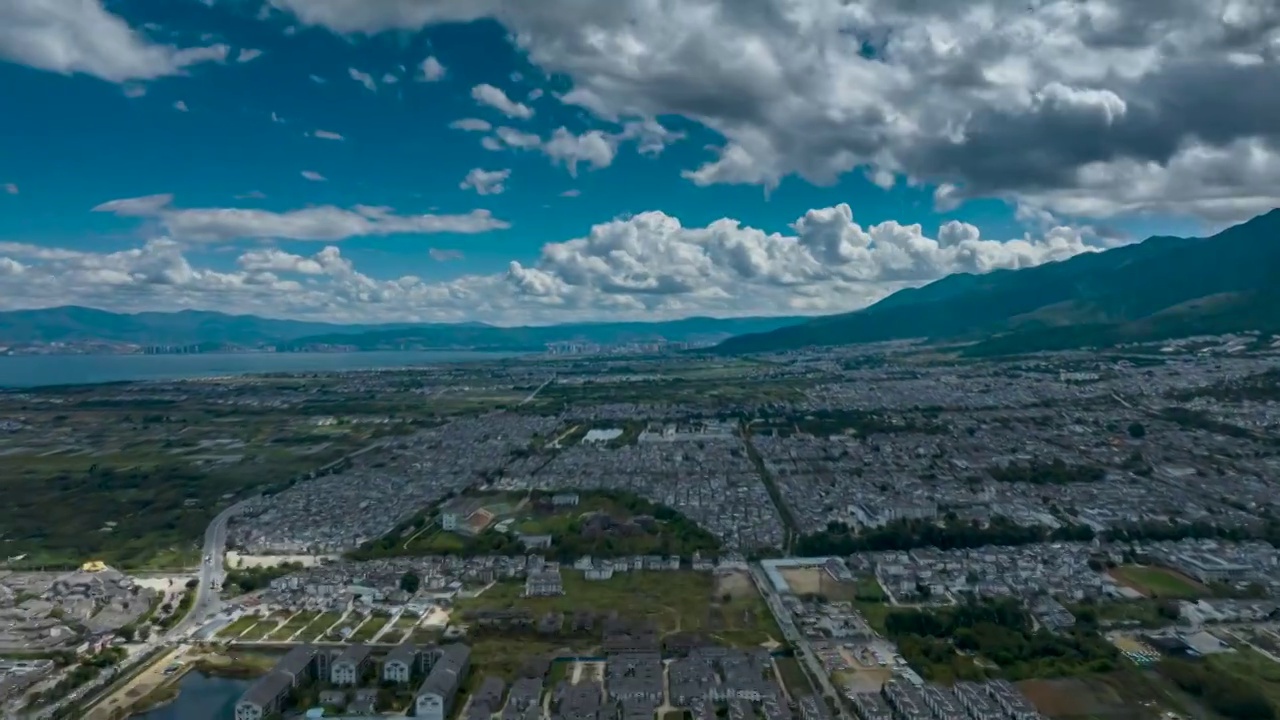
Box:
1109;566;1210;599
1018;671;1197;719
455;570;780;648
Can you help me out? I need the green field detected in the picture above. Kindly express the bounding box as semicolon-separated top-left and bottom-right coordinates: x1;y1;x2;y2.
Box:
299;612;346;642
455;570;780;647
241;612;291;641
1110;566;1210;599
773;656;813;699
215;615;262;640
378;615;422;644
349;613;392;642
266;611;320;641
1208;648;1280;710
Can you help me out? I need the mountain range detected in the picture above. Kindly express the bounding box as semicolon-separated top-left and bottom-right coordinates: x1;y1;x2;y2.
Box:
715;208;1280;355
0;306;805;352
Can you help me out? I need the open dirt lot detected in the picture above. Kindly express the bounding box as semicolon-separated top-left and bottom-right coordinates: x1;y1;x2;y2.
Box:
714;570;756;599
779;568;823;595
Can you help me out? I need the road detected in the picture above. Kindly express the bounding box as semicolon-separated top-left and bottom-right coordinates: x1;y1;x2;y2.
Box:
748;563;849;719
520;375;555;406
169;499;250;639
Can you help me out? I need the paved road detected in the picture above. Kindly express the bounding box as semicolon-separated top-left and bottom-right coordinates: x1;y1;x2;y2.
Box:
749;563;849;719
169;500;249;639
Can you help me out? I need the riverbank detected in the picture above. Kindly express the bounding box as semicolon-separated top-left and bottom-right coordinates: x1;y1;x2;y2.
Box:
93;649;274;719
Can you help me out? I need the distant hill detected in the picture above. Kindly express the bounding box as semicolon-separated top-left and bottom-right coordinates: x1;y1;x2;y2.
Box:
0;306;805;351
279;315;807;351
715;209;1280;355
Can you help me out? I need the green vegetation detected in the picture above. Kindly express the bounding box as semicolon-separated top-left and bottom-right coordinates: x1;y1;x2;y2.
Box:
1069;599;1179;629
0;383;411;568
795;516;1095;556
267;611;320;641
988;457;1106;485
748;409;945;438
773;656;814;698
27;647;128;708
455;570;780;647
715;209;1280;355
883;600;1119;683
224;562;303;594
215;615;262;640
349;613;392;642
358;489;721;561
1160;652;1277;719
1109;565;1209;599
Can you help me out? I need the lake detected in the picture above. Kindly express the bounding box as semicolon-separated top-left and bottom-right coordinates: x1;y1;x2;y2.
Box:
0;350;524;388
130;672;251;720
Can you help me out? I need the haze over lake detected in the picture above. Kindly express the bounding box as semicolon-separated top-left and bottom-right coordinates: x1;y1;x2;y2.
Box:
0;351;521;388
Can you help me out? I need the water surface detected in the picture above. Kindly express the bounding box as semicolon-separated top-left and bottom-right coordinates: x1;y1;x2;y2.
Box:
0;350;522;388
129;672;251;720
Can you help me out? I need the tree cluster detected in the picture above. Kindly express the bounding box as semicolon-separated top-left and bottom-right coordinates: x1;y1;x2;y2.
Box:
1159;658;1276;720
987;457;1106;485
884;600;1119;682
795;516;1094;556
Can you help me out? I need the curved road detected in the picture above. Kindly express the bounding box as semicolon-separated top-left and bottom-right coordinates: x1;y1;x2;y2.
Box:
168;499;250;639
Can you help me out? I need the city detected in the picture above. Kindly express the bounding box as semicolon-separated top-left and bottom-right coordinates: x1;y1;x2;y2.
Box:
1;335;1279;720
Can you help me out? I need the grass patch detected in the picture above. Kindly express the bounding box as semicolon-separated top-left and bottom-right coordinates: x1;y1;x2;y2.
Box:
774;656;813;698
456;570;777;647
267;611;319;641
215;615;261;640
1110;566;1210;599
348;613;392;643
1208;648;1280;710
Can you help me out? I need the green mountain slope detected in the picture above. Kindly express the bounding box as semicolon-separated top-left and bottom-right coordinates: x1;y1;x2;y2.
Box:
716;209;1280;354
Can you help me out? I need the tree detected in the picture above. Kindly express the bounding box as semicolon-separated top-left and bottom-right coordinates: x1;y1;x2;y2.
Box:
1128;422;1146;439
399;571;421;595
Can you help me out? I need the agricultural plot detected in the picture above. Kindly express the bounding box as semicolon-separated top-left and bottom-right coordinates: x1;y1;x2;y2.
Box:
1109;566;1210;599
455;570;779;648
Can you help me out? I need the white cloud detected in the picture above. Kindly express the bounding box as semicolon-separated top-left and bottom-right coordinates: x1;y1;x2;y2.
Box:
429;248;464;262
91;195;511;243
348;67;376;92
471;84;533;119
266;0;1280;224
0;0;229;82
122;84;147;98
4;201;1103;323
300;171;327;182
485;126;618;175
308;74;326;84
381;72;399;84
236;48;263;63
311;129;344;141
173;100;189;112
3;183;17;195
271;111;285;124
450;118;492;132
418;56;446;82
460;168;511;196
560;189;581;198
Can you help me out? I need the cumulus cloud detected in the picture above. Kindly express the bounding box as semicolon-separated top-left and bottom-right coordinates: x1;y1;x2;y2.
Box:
0;0;229;82
1;202;1105;323
484;126;619;175
450;118;491;133
418;55;446;81
266;0;1280;223
310;129;344;141
91;194;510;243
348;67;376;92
3;183;17;195
460;168;511;196
173;100;189;112
236;48;263;63
471;84;533;119
300;170;326;182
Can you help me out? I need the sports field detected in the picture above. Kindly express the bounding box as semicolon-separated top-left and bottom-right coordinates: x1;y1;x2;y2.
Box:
1109;565;1209;599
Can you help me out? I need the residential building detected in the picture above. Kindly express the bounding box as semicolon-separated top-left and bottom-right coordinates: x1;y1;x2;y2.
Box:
415;643;472;720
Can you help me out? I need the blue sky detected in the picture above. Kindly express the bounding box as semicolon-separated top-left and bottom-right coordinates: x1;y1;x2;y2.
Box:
0;0;1273;324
